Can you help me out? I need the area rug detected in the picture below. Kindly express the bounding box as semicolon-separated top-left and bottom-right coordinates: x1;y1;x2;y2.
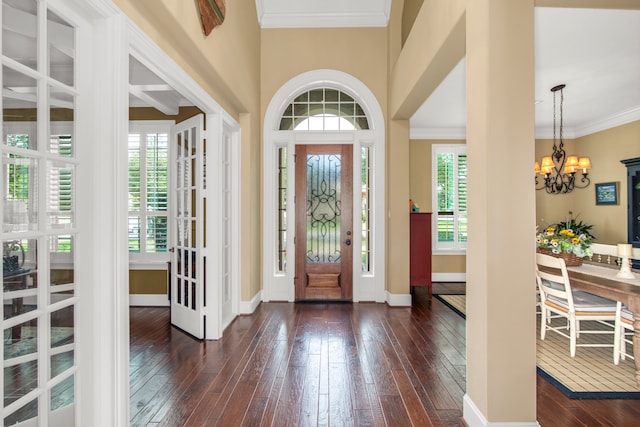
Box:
434;293;640;399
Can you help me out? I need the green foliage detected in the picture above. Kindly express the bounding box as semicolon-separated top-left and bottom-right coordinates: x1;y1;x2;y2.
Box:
536;211;594;258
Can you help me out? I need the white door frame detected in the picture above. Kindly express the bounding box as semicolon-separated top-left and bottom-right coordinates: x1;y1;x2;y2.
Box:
262;70;386;303
128;19;241;340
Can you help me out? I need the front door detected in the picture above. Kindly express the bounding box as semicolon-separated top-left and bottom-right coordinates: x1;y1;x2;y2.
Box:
170;114;205;338
295;144;353;300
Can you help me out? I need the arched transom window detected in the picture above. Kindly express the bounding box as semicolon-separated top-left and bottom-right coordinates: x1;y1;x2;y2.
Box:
279;88;370;131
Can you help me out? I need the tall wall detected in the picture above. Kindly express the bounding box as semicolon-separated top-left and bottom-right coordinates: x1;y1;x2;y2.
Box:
260;26;391;291
260;28;388;113
113;0;262;301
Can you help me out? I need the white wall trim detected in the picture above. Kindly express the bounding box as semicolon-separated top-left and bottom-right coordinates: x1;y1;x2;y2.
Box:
432;272;467;283
385;291;412;307
239;291;263;315
129;294;169;306
129;261;168;271
463;394;540;427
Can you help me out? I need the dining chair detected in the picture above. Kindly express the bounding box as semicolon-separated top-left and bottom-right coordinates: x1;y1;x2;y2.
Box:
614;301;635;365
536;253;617;357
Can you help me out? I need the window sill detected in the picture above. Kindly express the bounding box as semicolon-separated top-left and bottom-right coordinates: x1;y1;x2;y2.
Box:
432;249;467;256
129;259;169;270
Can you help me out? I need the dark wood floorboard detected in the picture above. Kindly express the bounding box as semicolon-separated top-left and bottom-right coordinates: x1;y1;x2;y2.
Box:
130;286;639;426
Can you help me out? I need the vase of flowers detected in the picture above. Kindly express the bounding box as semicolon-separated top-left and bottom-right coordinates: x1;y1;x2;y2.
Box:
536;211;594;266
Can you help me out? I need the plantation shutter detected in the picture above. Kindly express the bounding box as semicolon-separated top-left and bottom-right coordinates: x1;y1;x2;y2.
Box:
433;145;467;251
128;122;170;256
128;133;142;252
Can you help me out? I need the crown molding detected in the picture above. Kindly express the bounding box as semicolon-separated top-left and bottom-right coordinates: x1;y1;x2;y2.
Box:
574;106;640;138
410;106;640;141
255;0;390;28
258;11;389;28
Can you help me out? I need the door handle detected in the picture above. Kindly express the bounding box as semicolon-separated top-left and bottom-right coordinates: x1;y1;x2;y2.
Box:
345;239;351;246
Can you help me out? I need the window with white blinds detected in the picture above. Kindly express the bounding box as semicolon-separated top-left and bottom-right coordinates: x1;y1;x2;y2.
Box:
128;122;170;258
432;144;467;252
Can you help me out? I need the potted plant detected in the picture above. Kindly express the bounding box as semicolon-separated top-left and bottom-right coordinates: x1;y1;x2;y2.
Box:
536;211;594;266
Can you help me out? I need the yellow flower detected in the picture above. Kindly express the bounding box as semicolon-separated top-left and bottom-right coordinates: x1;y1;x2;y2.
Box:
571;237;580;244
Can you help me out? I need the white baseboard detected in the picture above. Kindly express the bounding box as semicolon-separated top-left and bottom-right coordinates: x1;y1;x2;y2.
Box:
385;291;412;306
239;290;262;314
129;294;169;306
432;272;466;282
463;394;540;427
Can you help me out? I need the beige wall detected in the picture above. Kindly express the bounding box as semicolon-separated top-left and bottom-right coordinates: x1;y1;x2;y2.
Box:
410;139;466;274
536;120;640;244
114;0;262;301
129;270;166;294
260;27;388;111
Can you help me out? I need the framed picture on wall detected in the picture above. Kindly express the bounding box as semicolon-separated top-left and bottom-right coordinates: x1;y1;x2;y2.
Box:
595;182;619;205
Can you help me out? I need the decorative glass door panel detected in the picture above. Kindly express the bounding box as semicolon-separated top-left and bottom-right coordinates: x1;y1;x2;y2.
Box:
170;115;205;339
295;144;352;300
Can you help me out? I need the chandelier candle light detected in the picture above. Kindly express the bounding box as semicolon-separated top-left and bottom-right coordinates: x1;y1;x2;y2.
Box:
535;84;591;194
617;243;635;279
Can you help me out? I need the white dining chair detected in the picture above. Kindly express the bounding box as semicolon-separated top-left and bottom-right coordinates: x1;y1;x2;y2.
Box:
614;301;635;365
536;253;617;357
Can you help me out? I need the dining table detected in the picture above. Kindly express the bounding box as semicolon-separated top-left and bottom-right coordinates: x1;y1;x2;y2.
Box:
567;262;640;386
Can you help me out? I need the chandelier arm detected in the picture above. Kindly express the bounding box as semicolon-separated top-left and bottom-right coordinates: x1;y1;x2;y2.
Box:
573;173;591;189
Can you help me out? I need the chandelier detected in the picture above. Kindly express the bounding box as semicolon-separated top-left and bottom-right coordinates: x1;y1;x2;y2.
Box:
535;84;591;194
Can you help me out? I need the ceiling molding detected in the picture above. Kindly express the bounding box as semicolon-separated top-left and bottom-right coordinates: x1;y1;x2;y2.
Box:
574;106;640;138
411;106;640;141
256;0;390;28
258;12;389;29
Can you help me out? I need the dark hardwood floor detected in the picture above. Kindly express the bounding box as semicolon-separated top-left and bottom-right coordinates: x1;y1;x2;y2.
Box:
130;286;640;426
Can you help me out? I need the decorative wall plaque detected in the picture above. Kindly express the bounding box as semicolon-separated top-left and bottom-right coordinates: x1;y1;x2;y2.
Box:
197;0;225;36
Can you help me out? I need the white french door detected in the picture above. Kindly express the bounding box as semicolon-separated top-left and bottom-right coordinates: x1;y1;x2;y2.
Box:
170;115;206;338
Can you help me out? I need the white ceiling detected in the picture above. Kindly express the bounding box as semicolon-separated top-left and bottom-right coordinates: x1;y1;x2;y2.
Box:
411;7;640;139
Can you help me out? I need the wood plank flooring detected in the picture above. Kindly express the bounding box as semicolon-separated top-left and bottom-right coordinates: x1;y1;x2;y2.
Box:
130;286;640;426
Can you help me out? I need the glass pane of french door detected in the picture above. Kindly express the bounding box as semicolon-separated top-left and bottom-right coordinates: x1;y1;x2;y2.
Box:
2;1;77;424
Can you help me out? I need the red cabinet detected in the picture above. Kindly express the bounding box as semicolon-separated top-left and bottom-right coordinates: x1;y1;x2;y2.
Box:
410;212;432;298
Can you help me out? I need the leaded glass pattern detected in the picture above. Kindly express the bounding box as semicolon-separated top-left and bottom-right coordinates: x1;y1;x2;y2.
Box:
279;88;369;131
306;154;342;263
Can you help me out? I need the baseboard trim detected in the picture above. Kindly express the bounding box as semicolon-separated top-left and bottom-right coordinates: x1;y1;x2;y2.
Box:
239;290;262;314
385;291;412;307
432;272;466;282
129;294;169;306
463;394;540;427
